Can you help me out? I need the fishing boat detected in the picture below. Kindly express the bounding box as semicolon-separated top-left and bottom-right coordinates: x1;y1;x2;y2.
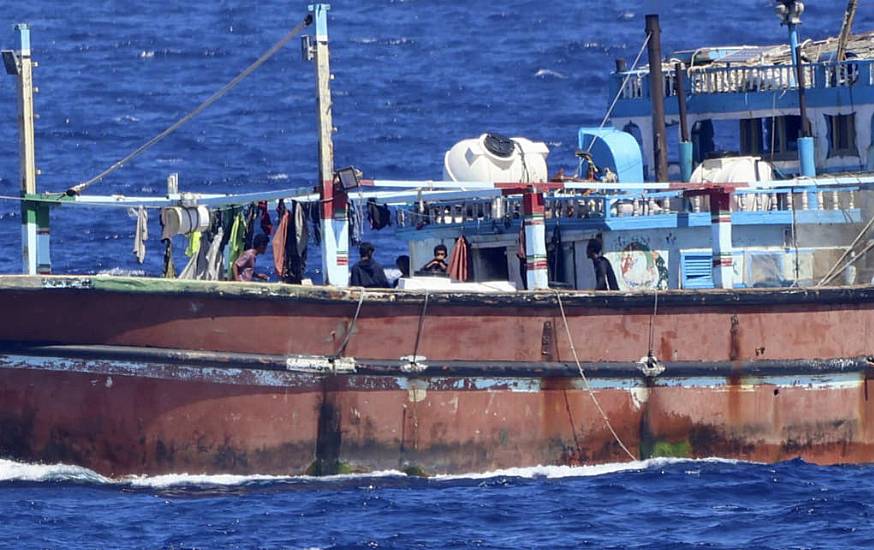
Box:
3;3;874;477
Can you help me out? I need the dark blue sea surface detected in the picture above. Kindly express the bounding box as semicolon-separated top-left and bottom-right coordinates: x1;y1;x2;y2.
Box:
2;1;874;548
3;458;874;549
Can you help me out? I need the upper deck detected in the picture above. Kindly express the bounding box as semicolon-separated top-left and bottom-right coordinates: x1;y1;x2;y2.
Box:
611;31;874;118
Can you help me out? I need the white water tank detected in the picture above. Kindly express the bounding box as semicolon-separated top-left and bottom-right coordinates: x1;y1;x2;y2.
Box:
443;133;549;183
690;156;775;184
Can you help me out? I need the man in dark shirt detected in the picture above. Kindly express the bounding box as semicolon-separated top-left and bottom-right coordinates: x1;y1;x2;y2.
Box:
350;242;391;288
587;237;619;290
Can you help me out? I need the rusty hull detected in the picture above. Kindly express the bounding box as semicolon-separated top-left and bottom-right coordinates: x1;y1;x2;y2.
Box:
0;275;873;476
0;350;873;476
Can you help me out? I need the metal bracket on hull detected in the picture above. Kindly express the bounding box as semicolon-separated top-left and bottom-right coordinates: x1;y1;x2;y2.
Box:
400;355;427;373
638;354;665;377
286;354;356;374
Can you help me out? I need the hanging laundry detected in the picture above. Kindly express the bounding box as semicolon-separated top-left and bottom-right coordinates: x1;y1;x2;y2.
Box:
132;206;148;264
349;199;364;245
162;238;175;279
366;198;391;230
204;226;225;281
547;225;565;284
306;202;321;245
283;201;309;284
258;201;273;237
243;203;257;249
273;209;290;278
185;231;202;258
448;235;471;282
225;211;248;280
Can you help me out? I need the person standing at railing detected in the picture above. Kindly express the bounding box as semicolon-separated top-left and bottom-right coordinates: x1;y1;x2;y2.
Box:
587;237;619;291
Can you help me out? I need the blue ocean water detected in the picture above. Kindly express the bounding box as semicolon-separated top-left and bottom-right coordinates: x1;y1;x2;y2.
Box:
2;1;874;547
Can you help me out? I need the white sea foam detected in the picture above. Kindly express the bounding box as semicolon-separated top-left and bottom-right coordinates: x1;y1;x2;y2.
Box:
267;173;289;181
0;458;742;487
534;68;567;80
0;459;112;484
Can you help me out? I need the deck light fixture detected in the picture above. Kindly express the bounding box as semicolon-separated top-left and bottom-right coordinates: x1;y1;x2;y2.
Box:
775;0;804;26
1;50;19;75
335;166;360;191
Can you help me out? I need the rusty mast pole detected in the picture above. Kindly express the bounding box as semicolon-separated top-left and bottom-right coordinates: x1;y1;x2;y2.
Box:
645;14;669;182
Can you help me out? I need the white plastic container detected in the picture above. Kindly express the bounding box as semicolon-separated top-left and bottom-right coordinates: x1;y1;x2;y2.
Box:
443;133;549;183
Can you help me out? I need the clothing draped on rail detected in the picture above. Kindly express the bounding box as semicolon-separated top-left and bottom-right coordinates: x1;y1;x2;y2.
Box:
367;198;391;230
349;199;364;245
243;203;257;249
258;200;273;237
547;225;564;283
162;238;175;279
132;206;148;264
273;200;289;277
448;235;471;282
273;200;308;284
225;210;248;280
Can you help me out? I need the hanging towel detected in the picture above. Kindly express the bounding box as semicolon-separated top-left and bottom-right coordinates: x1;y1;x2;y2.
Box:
133;206;148;264
273;210;290;278
448;235;470;282
204;226;225;281
225;211;247;280
185;231;202;258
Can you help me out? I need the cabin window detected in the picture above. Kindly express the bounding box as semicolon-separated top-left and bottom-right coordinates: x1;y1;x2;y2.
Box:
826;114;857;158
740;118;765;155
763;115;803;160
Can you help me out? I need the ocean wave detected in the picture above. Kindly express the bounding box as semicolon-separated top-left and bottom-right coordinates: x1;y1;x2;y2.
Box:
0;458;744;488
534;68;567;80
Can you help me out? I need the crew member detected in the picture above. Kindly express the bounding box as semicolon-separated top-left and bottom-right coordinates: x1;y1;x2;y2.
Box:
587;237;619;290
350;242;391;288
232;234;270;282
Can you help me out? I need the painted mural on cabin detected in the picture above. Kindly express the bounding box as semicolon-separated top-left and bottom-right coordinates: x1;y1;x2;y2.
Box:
605;240;669;290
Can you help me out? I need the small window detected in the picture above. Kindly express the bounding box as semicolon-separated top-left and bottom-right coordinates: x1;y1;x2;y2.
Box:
740;118;765;155
764;115;804;160
827;114;857;157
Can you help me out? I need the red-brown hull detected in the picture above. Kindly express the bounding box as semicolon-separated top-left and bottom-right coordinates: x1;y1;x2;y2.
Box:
1;275;873;476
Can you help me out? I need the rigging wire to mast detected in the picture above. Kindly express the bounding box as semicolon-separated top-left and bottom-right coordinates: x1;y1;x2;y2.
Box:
585;32;652;154
67;14;314;196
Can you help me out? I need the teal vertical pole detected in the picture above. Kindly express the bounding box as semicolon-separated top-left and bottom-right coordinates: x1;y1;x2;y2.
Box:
679;141;694;182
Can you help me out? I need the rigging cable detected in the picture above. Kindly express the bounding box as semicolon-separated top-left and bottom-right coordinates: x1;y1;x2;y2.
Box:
553;290;637;461
333;288;367;357
67;14;314;196
586;32;652;154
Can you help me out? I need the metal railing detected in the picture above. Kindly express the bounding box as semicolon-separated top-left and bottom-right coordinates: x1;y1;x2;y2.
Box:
395;187;860;228
614;59;874;100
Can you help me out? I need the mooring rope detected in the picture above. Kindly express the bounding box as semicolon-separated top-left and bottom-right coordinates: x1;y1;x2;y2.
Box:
333;289;366;357
67;15;314;196
554;290;637;461
586;32;652;154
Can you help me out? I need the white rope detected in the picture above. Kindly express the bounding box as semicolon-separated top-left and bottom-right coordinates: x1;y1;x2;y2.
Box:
586;32;652;153
68;15;313;196
554;290;637;461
